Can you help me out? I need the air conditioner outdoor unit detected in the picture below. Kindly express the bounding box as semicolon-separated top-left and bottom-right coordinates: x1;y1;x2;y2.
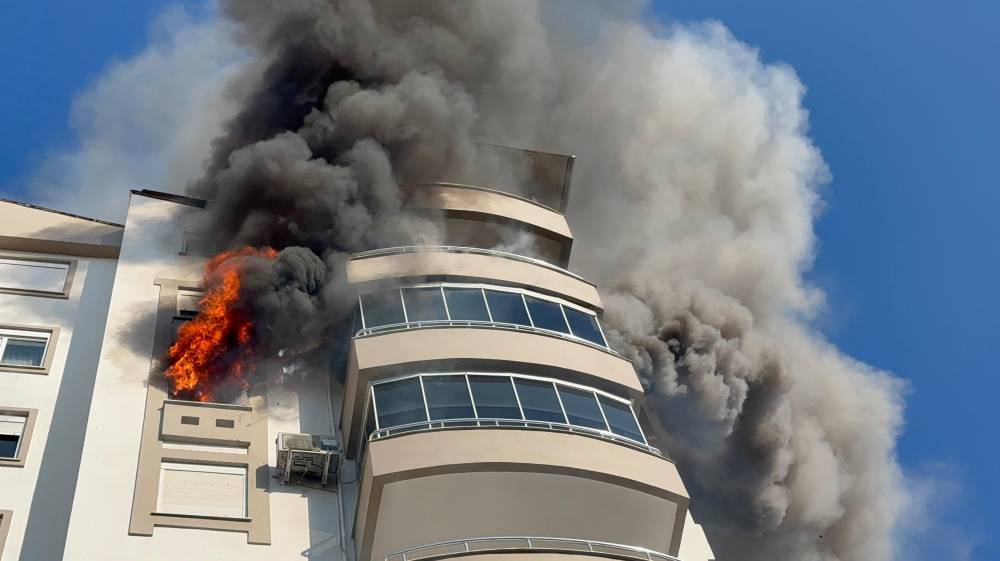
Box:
276;432;340;486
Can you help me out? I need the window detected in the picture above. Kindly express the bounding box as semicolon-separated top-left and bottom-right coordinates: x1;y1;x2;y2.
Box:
599;396;644;442
355;284;609;350
176;289;202;317
368;374;649;447
0;415;26;459
524;296;570;334
0;257;72;297
558;387;608;431
0;408;35;467
361;291;405;329
0;327;53;372
484;290;531;325
0;510;11;558
564;307;606;346
422;375;475;420
157;462;247;519
402;287;448;322
442;288;490;321
372;378;427;428
469;376;521;419
513;379;565;423
181;232;219;257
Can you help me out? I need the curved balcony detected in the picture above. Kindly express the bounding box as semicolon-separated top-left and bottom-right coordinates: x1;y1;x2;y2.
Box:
340;326;643;457
409;183;573;265
385;536;680;561
346;246;602;310
354;429;690;561
370;419;661;460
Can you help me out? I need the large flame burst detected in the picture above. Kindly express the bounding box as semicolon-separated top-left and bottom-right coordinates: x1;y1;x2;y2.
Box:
164;246;278;402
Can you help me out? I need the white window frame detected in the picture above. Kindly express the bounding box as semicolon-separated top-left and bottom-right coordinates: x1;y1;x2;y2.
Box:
0;325;57;374
0;407;36;468
356;281;609;348
156;462;248;520
0;255;75;299
0;414;26;460
368;372;647;446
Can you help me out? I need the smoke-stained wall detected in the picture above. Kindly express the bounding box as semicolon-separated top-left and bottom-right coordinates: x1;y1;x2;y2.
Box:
36;2;911;560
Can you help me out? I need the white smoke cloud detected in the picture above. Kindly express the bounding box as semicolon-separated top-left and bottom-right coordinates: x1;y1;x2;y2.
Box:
25;5;247;222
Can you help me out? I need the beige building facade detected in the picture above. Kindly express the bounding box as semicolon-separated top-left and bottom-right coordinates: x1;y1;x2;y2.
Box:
0;149;715;561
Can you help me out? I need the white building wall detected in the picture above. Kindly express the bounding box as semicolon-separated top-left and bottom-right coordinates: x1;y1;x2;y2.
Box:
61;193;344;561
0;252;118;561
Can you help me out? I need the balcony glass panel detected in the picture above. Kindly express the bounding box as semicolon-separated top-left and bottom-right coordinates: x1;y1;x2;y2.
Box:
484;290;531;325
422;375;475;420
598;396;644;442
368;373;652;451
373;378;427;428
513;379;566;423
558;387;608;431
563;307;606;346
402;287;448;322
468;376;522;419
361;291;405;328
524;296;570;334
442;288;490;321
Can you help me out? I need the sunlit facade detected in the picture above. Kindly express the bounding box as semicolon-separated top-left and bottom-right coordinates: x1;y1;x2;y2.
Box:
0;147;715;561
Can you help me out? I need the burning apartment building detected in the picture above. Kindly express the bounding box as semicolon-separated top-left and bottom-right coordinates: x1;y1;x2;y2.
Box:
0;144;716;561
0;3;911;561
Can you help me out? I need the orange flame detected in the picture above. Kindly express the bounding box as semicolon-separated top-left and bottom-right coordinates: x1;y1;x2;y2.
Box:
164;246;278;402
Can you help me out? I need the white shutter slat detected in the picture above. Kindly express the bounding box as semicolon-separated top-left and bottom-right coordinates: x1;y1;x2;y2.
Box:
157;463;246;519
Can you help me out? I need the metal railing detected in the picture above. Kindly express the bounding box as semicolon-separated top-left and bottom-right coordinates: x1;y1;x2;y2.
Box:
412;182;567;215
349;245;593;286
369;417;664;458
354;319;622;357
385;536;680;561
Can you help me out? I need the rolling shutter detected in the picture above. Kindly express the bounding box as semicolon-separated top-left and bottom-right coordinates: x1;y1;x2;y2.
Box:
157;462;247;518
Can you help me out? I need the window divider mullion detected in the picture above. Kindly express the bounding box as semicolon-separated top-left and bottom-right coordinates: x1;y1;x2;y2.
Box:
552;383;569;425
595;394;612;433
559;304;573;335
481;289;494;322
440;286;452;321
418;376;431;422
399;289;409;323
510;378;526;421
464;375;478;420
369;385;380;430
521;294;535;327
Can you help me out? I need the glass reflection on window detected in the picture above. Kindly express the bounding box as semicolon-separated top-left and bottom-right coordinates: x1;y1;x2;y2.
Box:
373;378;426;428
443;288;491;321
422;375;475;420
484;290;531;325
402;287;448;322
361;291;405;328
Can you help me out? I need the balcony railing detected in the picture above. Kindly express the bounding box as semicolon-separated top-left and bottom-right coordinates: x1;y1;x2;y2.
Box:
350;245;593;286
369;417;664;458
412;182;568;215
385;536;680;561
354;319;623;358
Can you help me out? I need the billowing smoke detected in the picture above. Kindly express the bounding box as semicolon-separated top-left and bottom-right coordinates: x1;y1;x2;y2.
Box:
142;1;907;560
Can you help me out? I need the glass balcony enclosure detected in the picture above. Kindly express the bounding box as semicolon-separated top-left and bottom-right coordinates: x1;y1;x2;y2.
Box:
356;283;608;349
363;372;648;450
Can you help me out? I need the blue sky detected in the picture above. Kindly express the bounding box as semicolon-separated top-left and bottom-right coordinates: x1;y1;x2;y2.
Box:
1;1;997;558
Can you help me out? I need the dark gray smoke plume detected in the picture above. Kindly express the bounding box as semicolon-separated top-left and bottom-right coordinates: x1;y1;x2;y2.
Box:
180;2;908;560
